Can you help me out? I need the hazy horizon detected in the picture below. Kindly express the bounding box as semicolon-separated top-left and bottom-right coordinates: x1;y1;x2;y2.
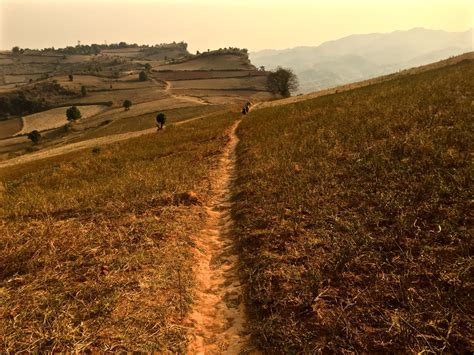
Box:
1;0;473;52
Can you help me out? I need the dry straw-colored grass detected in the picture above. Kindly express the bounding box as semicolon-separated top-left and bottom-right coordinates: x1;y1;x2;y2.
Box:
0;112;236;352
233;59;473;353
19;105;108;134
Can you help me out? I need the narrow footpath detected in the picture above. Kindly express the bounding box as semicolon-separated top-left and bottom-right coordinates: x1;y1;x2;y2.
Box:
187;119;248;354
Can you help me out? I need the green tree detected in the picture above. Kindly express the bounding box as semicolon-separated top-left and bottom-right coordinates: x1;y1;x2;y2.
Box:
139;71;148;81
66;106;82;121
266;67;299;97
144;63;152;71
123;100;132;111
81;85;87;97
68;74;74;81
12;46;20;54
27;130;41;144
156;112;166;129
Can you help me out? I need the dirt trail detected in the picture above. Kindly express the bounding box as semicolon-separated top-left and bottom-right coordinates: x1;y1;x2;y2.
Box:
161;79;210;105
187;119;248;354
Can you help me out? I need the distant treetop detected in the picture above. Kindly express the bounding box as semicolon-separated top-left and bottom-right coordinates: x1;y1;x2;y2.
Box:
35;41;189;56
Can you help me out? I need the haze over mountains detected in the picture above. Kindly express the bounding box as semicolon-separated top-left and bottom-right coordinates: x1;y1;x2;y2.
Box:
250;28;473;93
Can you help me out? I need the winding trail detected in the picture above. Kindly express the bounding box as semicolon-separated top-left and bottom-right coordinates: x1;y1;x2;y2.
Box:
187;119;248;354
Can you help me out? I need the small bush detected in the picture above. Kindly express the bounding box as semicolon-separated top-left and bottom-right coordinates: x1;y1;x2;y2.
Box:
139;71;148;81
27;130;41;144
123;100;132;111
66;106;81;121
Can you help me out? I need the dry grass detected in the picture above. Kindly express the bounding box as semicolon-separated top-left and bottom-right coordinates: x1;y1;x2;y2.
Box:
73;105;228;141
56;75;158;92
233;59;473;352
68;87;168;107
0;118;22;139
0;112;236;352
157;54;254;71
19;105;108;134
170;77;267;91
154;70;265;81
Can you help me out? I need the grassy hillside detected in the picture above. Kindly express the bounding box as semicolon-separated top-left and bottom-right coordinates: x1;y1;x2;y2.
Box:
234;59;473;352
0;112;236;352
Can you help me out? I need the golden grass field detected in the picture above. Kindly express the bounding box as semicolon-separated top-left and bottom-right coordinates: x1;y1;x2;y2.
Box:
233;58;473;353
2;45;471;353
0;111;237;352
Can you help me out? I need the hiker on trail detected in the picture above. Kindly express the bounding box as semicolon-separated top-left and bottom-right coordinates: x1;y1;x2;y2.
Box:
242;101;252;115
156;112;166;130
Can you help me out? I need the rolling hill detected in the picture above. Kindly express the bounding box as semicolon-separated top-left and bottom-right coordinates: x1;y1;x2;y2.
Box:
0;44;272;160
250;28;473;93
0;48;472;353
234;56;473;353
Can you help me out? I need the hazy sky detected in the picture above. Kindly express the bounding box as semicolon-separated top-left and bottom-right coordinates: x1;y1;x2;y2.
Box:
1;0;473;52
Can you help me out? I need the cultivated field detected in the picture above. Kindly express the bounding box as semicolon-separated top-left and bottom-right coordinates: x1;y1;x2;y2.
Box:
233;59;473;352
19;105;108;134
153;70;265;81
157;54;254;71
0;112;236;352
0;118;22;139
169;76;267;91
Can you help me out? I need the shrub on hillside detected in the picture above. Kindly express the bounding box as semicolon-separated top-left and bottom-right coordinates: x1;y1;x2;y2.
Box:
66;106;81;121
27;130;41;144
139;71;148;81
123;100;132;111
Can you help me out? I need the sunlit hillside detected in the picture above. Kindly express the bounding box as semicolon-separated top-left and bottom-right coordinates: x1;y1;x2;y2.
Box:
234;57;473;352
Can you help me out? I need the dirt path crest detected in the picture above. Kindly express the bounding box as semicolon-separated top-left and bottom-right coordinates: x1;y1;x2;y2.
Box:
187;119;248;354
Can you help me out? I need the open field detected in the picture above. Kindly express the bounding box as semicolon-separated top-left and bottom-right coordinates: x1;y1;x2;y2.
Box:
233;59;473;352
153;70;265;81
170;89;270;103
73;105;228;141
19;105;108;134
55;75;160;91
73;97;202;128
67;87;168;106
169;76;267;91
157;54;254;71
0;118;22;139
0;111;236;352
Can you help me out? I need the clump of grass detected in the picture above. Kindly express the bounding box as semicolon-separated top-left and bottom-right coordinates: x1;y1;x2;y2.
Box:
233;60;473;352
0;112;236;351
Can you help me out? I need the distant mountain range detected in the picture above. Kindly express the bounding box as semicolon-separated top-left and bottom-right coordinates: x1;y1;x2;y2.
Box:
250;28;473;93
